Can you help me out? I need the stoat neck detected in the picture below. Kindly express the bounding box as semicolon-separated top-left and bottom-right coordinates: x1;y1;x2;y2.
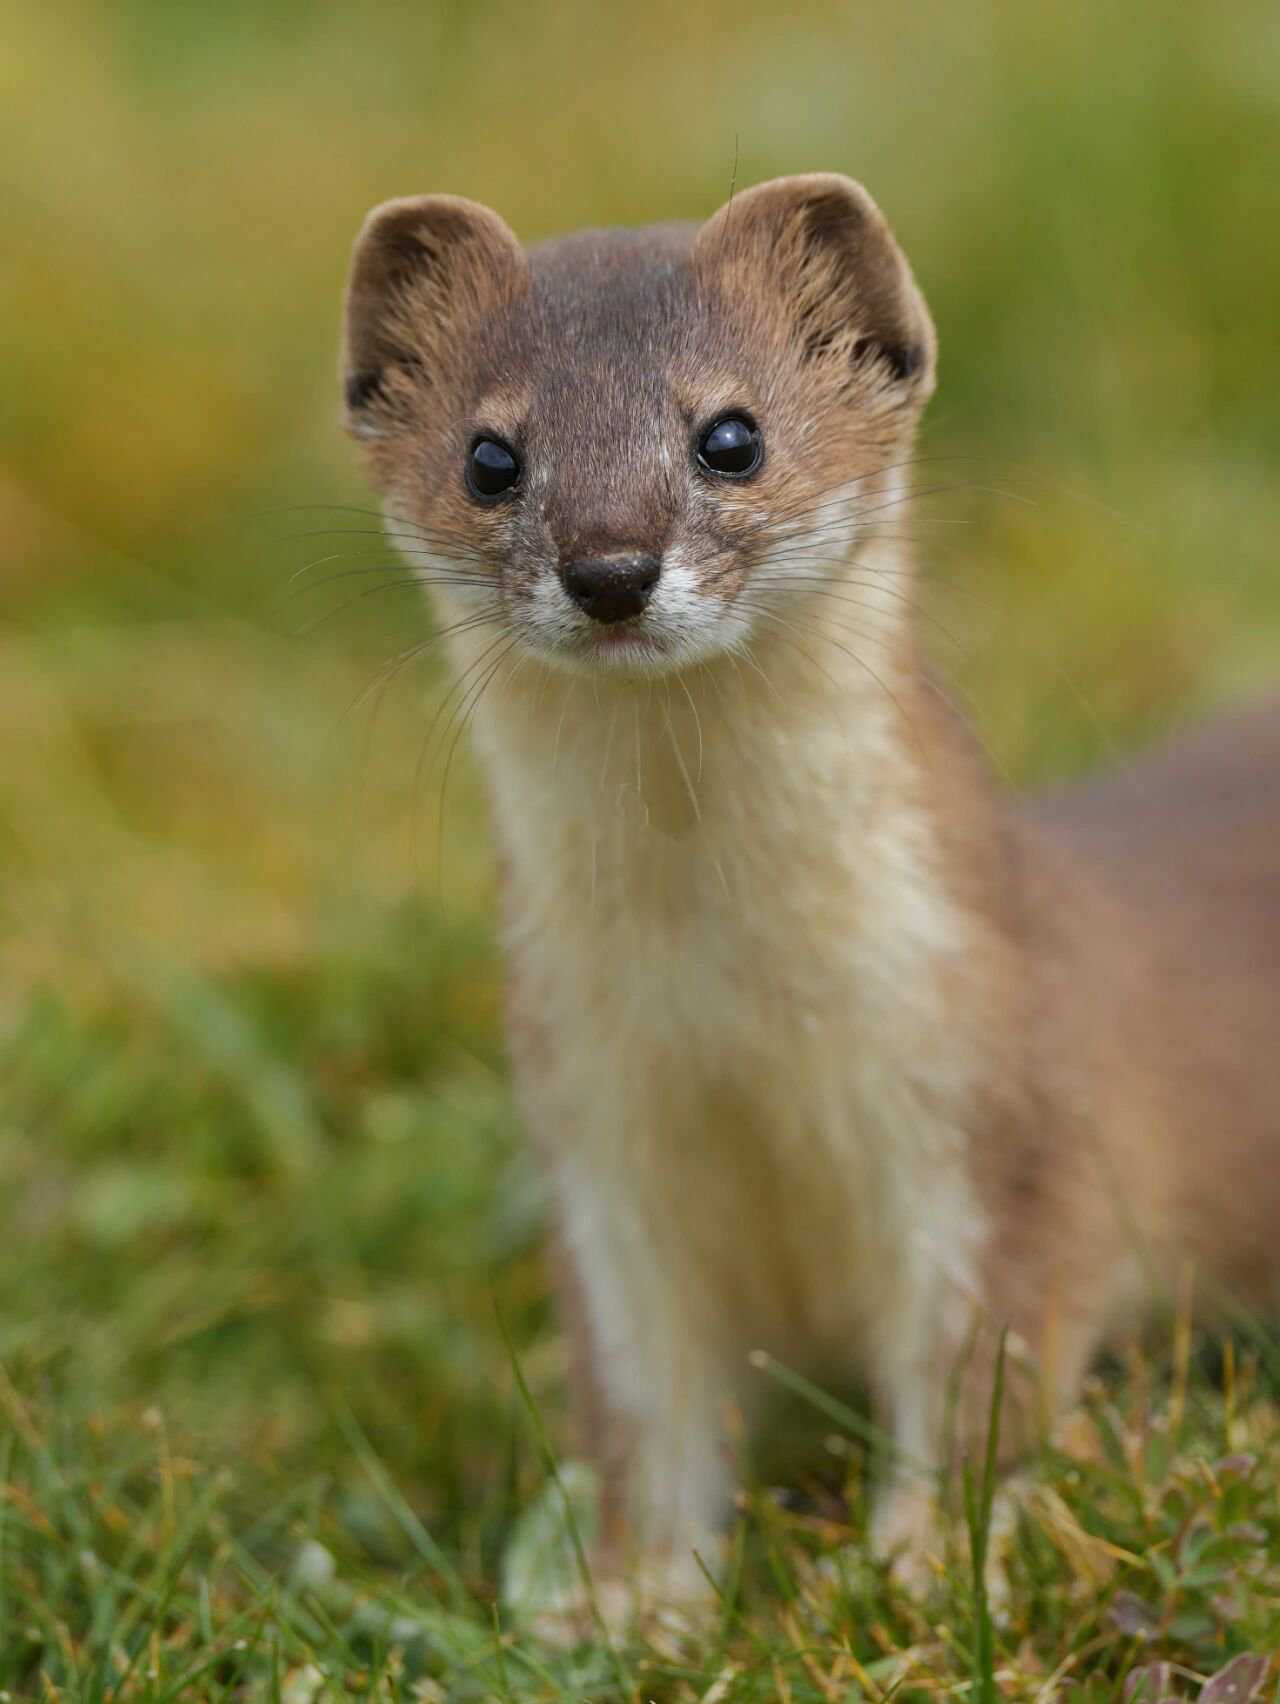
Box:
454;559;984;960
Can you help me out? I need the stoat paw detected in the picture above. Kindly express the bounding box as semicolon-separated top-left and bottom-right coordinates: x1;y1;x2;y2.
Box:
525;1559;717;1648
498;1461;720;1647
982;1473;1031;1626
523;1575;630;1649
872;1483;948;1602
872;1477;1027;1624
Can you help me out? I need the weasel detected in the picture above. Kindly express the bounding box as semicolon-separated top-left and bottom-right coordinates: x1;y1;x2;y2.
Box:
339;174;1280;1618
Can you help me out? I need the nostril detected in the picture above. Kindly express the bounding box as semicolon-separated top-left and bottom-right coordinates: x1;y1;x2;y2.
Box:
561;560;601;606
562;556;661;625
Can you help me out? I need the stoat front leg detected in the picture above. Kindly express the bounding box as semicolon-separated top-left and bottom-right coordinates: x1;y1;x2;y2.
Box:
548;1160;742;1623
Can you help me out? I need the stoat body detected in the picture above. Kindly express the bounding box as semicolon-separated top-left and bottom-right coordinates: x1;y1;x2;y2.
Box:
339;176;1280;1607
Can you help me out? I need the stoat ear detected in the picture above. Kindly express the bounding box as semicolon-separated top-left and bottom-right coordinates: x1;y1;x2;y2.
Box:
693;173;935;405
341;194;528;437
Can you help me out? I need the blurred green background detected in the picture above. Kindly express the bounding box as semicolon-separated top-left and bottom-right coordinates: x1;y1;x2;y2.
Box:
1;0;1278;1591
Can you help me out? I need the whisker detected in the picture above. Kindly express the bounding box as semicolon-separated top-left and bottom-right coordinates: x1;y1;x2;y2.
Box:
659;675;701;820
798;554;1122;768
676;671;705;783
411;630;514;904
739;609;854;696
276;560;492;615
597;698;620;797
919;673;1017;791
739;594;1004;778
631;697;647;822
734;478;1031;569
752;549;1122;770
732;597;898;658
696;657;731;714
734;454;989;536
286;547;399;587
729;639;787;708
327;610;501;757
435;636;521;914
283;563;482;598
747;606;931;773
740;459;1031;537
747;567;971;660
755;518;973;568
253;501;423;526
552;676;580;785
772;483;1010;537
274;524;492;563
292;578;499;637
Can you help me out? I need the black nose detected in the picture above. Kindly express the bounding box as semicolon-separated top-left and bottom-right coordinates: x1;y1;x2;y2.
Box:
561;556;660;625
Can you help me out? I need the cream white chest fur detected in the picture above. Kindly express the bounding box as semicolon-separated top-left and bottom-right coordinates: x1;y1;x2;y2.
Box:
459;599;992;1575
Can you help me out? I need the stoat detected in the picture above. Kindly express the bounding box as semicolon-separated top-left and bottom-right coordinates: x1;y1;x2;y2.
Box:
339;174;1280;1618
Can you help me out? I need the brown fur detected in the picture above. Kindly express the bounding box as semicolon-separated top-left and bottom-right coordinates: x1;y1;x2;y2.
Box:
891;684;1280;1458
339;175;1280;1608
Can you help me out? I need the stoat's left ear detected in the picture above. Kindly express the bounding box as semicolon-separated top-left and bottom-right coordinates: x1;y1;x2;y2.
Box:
341;194;528;438
693;173;936;406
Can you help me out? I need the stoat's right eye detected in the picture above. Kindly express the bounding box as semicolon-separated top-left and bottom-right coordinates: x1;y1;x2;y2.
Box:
466;436;521;501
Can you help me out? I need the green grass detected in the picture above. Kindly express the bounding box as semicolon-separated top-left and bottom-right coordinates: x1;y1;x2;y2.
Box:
2;0;1280;1695
5;1316;1280;1699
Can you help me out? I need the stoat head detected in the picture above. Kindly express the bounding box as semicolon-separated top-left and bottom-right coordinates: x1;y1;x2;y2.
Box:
341;174;935;676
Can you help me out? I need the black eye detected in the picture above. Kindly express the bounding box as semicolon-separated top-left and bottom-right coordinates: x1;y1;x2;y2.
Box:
466;436;520;500
696;414;762;478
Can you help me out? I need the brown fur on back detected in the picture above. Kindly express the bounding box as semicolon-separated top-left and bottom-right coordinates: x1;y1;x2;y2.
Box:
1021;697;1280;1311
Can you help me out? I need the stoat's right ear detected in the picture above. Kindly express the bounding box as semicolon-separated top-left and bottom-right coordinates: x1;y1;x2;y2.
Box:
341;195;528;438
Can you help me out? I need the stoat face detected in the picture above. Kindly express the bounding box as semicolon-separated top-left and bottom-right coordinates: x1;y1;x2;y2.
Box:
341;175;936;676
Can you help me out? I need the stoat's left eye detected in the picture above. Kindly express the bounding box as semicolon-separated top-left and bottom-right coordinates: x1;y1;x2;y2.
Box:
466;436;521;500
696;414;763;478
